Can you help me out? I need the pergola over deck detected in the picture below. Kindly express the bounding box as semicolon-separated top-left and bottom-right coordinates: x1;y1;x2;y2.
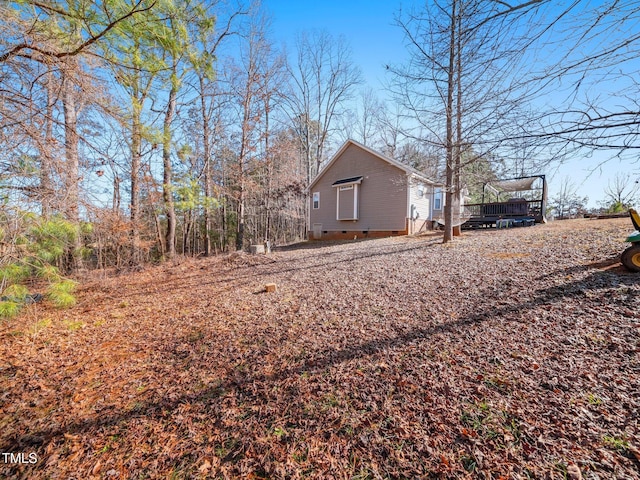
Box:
464;175;547;228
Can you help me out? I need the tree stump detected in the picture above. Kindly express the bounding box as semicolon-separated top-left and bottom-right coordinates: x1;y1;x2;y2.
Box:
250;244;265;254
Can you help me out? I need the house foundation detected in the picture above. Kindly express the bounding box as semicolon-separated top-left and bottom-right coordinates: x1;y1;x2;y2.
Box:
309;218;436;240
309;229;409;241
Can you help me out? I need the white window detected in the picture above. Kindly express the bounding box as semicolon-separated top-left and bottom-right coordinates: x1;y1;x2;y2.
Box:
417;184;424;198
312;192;320;209
434;188;442;210
332;176;362;220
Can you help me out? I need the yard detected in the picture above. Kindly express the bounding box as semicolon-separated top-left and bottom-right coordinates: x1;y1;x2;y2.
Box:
1;218;639;479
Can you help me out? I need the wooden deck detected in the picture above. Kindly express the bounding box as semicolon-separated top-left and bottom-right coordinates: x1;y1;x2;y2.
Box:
463;199;544;228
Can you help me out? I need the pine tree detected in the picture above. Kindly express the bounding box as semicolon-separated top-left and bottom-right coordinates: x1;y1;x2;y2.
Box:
0;215;82;318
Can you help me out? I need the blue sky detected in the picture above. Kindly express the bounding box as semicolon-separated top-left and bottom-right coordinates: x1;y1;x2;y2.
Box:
265;0;403;85
263;0;638;209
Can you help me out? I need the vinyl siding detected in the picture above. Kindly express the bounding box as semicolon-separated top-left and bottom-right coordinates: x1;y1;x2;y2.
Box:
409;179;432;221
309;143;408;232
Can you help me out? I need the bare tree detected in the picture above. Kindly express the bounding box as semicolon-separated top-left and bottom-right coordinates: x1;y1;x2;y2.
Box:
376;103;407;158
513;2;640;154
338;88;384;148
603;172;638;211
390;0;548;242
549;177;588;219
187;1;249;256
227;13;284;250
285;30;362;184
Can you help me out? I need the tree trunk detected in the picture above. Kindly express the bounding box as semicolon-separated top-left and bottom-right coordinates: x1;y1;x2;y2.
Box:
113;174;121;211
443;0;457;244
62;72;79;222
200;75;213;256
61;66;83;269
236;185;245;251
221;195;227;252
154;212;165;258
453;6;463;240
264;103;272;243
162;65;178;259
131;100;142;263
41;69;55;217
236;66;252;252
183;211;190;254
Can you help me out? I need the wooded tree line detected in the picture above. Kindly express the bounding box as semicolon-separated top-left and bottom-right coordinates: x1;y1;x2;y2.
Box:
0;0;368;269
1;0;638;277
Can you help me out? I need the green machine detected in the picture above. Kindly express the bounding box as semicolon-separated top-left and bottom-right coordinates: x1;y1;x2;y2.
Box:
621;209;640;271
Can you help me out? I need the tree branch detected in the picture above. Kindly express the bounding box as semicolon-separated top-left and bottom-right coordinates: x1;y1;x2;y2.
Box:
0;1;157;63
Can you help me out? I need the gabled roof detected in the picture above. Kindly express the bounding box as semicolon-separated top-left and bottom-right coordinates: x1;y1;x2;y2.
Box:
309;139;440;190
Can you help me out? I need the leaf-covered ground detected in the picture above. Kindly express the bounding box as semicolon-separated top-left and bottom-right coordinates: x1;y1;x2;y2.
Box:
1;218;639;479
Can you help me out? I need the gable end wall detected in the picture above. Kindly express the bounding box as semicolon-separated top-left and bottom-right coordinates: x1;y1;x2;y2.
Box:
309;144;409;237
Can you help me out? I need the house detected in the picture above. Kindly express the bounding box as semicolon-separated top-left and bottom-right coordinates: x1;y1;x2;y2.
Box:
308;139;443;240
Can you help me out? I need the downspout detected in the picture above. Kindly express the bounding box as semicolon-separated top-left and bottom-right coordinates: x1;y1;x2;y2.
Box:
407;174;412;233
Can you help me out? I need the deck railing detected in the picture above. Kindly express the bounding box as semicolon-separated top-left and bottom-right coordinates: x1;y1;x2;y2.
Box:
465;200;543;218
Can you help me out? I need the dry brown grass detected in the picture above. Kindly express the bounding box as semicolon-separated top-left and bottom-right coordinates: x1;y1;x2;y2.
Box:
1;217;638;479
